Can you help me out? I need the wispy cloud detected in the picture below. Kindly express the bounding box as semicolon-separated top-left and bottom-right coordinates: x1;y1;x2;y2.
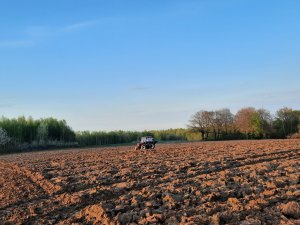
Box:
0;104;13;108
63;20;98;31
25;26;51;38
243;89;300;102
0;19;100;48
0;40;34;48
130;87;148;91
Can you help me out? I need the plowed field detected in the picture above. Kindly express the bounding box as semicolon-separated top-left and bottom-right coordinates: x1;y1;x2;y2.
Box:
1;140;300;225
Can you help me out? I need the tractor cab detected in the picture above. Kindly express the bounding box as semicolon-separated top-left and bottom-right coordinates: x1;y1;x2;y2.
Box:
140;136;154;143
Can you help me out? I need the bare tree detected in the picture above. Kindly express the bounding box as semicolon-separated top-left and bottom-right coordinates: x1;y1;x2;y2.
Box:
188;110;214;140
215;108;234;137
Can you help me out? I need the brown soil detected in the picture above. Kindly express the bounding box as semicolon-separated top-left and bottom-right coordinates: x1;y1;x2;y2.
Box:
0;139;299;225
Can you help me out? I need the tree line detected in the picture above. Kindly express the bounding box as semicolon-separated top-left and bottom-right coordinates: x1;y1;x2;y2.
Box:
75;128;201;147
188;107;300;140
0;116;76;152
0;106;299;153
0;116;200;153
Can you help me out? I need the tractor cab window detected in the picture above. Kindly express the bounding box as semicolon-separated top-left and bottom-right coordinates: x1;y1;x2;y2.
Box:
140;137;154;143
146;137;153;142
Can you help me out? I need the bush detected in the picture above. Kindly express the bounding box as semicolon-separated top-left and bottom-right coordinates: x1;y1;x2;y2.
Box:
289;133;300;139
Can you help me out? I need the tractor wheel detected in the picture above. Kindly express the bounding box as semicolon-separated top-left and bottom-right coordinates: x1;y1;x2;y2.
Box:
151;144;155;149
141;145;146;150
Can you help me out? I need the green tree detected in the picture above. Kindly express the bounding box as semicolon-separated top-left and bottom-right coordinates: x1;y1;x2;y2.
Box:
37;122;49;144
273;107;299;137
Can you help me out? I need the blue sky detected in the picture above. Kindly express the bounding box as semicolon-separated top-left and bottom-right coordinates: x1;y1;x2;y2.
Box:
0;0;299;131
